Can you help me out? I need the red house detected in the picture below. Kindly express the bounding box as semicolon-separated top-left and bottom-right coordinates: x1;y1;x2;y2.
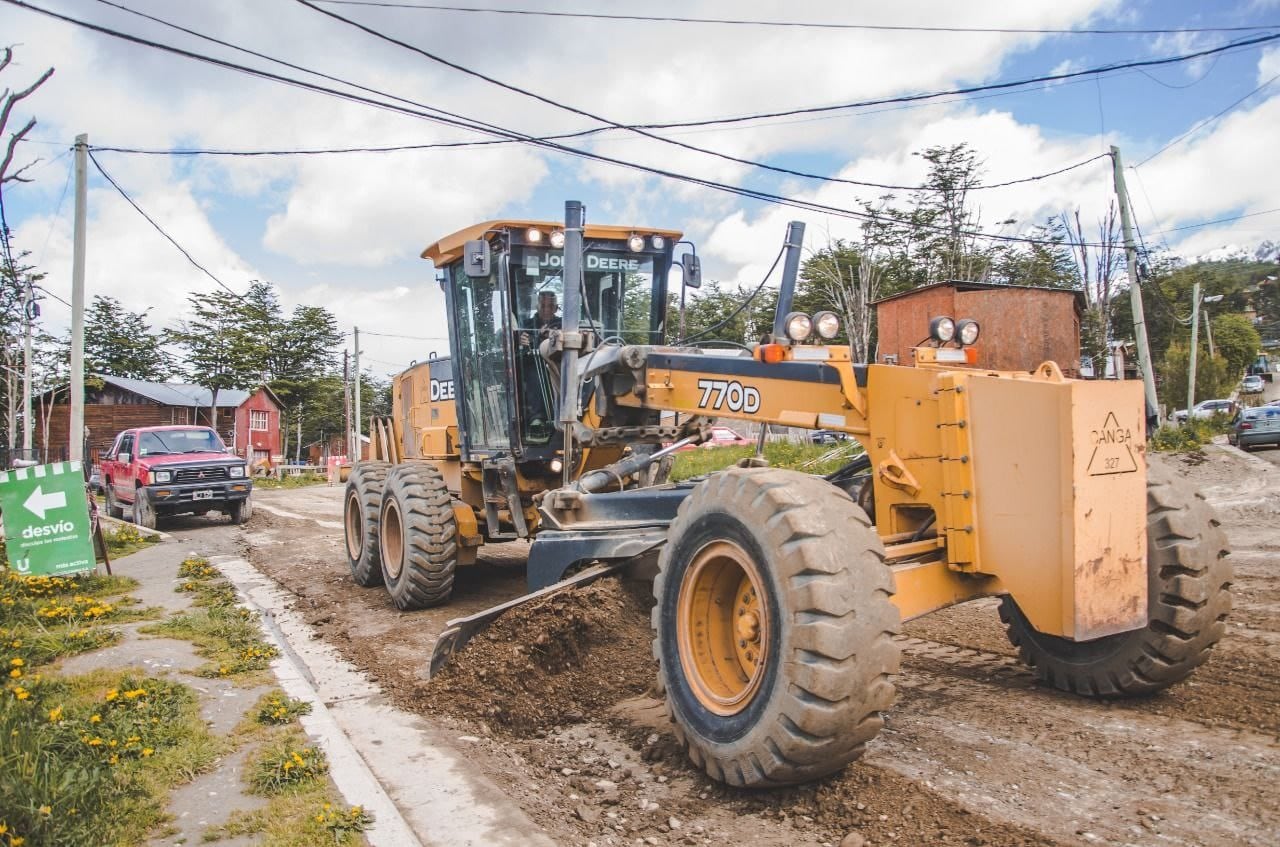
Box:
234;385;285;468
35;376;284;468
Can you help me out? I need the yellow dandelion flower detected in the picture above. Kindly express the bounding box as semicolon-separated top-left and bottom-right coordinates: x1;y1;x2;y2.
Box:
104;689;118;702
89;714;101;724
108;740;118;748
11;835;25;846
15;689;29;701
109;754;119;765
88;738;102;747
0;823;7;834
9;658;22;667
38;805;51;816
142;748;154;757
47;707;63;722
8;669;20;679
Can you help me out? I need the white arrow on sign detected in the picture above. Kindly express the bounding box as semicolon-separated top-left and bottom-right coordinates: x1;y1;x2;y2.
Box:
24;485;67;520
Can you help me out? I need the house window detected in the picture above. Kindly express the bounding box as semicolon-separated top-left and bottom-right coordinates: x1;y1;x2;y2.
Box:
250;410;270;431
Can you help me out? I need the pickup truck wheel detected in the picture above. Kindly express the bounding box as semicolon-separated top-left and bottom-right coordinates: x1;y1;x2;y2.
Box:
105;486;124;519
134;489;158;530
379;463;457;610
999;456;1231;697
227;497;252;525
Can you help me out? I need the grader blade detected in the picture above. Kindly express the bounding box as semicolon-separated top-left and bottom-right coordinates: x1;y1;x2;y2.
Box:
427;561;628;678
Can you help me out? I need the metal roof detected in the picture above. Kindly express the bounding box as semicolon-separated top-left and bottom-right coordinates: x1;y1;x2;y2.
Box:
95;375;250;408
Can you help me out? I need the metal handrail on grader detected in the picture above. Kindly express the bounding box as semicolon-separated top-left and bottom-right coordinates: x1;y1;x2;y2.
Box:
343;201;1230;788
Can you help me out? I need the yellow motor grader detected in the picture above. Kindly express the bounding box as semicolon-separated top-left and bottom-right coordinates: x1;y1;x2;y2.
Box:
344;201;1230;787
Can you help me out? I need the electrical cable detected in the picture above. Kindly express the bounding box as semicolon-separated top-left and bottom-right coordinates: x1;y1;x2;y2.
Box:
11;0;1121;248
1154;207;1280;234
296;0;1151;192
679;247;785;344
310;2;1280;36
1137;72;1280;166
36;150;74;266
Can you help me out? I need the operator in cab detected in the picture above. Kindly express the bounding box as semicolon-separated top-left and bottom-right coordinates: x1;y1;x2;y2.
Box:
518;289;562;442
520;290;562;347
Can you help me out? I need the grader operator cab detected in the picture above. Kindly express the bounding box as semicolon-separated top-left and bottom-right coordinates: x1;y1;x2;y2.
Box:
345;201;1230;788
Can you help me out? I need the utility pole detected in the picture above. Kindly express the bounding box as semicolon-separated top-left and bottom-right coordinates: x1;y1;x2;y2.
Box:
69;134;88;463
1110;146;1160;424
343;348;351;461
1187;282;1201;421
22;284;33;455
353;326;361;462
1204;310;1215;359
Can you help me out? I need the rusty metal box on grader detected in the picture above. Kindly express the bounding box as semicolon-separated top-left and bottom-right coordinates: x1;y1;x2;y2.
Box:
343;201;1230;788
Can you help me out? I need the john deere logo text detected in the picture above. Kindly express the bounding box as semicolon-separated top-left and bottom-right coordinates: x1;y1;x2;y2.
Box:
430;378;456;402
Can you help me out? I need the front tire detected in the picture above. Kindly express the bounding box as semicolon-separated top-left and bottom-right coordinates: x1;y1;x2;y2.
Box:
134;489;157;530
378;463;458;610
227;496;252;525
654;468;901;787
344;462;389;587
999;457;1231;697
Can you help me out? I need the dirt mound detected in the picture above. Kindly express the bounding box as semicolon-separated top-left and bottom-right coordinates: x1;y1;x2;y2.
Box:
422;577;656;733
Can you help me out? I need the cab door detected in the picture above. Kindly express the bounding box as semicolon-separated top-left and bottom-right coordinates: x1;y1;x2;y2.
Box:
445;247;516;459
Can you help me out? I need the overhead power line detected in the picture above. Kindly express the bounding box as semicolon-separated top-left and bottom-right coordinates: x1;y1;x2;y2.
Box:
8;0;1115;248
1154;207;1280;234
1135;72;1280;167
296;0;1235;192
312;1;1280;36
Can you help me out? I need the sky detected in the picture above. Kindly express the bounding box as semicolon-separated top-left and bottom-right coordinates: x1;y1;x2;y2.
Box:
2;0;1279;377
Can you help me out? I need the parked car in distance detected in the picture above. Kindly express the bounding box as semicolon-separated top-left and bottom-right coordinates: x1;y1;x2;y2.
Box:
99;426;252;529
1228;405;1280;451
1241;374;1265;394
702;426;752;449
1172;399;1237;423
809;429;851;444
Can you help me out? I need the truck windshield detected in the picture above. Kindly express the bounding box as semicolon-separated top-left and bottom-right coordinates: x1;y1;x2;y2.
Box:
139;429;225;456
511;246;662;344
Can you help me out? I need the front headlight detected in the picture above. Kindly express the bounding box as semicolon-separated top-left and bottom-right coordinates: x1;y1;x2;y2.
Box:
152;470;171;484
814;311;841;340
549;230;565;248
650;235;666;249
956;318;981;346
229;465;246;478
784;312;812;342
549;458;563;473
929;315;956;343
525;227;543;244
628;234;646;252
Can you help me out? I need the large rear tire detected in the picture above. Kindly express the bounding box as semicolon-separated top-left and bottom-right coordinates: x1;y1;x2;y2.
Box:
999;456;1231;697
653;468;901;787
378;463;458;610
344;462;390;587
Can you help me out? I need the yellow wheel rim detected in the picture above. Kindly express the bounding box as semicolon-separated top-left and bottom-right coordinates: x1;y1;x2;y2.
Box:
676;540;770;716
344;491;363;561
380;498;404;579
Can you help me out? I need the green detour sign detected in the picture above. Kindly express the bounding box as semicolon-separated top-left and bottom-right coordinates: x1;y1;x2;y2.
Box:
0;461;96;577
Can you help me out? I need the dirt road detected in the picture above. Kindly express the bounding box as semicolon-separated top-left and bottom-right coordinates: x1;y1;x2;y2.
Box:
234;454;1279;847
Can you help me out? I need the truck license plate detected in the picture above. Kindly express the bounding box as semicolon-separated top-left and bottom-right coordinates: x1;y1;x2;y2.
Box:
193;490;214;500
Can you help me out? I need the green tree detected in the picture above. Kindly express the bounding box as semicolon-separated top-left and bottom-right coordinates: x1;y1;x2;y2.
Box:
168;289;266;421
83;295;172;381
1160;342;1229;411
1209;313;1261;379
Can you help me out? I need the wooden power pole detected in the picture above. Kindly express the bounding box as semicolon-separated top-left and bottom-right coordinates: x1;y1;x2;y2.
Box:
1110;145;1160;425
69;134;87;462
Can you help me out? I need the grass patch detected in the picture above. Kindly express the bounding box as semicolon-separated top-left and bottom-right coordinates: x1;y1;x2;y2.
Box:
252;690;312;727
142;557;279;681
670;439;861;481
0;570;155;676
101;521;161;559
1150;413;1234;453
0;668;221;846
203;726;372;846
253;473;327;490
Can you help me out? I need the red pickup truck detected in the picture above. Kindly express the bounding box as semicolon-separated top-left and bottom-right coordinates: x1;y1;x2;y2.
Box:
100;425;253;529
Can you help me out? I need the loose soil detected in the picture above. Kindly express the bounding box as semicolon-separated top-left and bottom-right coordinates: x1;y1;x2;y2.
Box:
242;453;1280;847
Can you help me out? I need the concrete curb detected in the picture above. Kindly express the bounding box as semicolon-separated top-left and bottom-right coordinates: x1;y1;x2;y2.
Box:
1204;442;1273;470
210;554;556;847
99;514;176;542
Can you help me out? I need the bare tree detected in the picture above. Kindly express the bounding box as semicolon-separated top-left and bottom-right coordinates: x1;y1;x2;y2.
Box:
0;47;55;187
1064;202;1124;374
